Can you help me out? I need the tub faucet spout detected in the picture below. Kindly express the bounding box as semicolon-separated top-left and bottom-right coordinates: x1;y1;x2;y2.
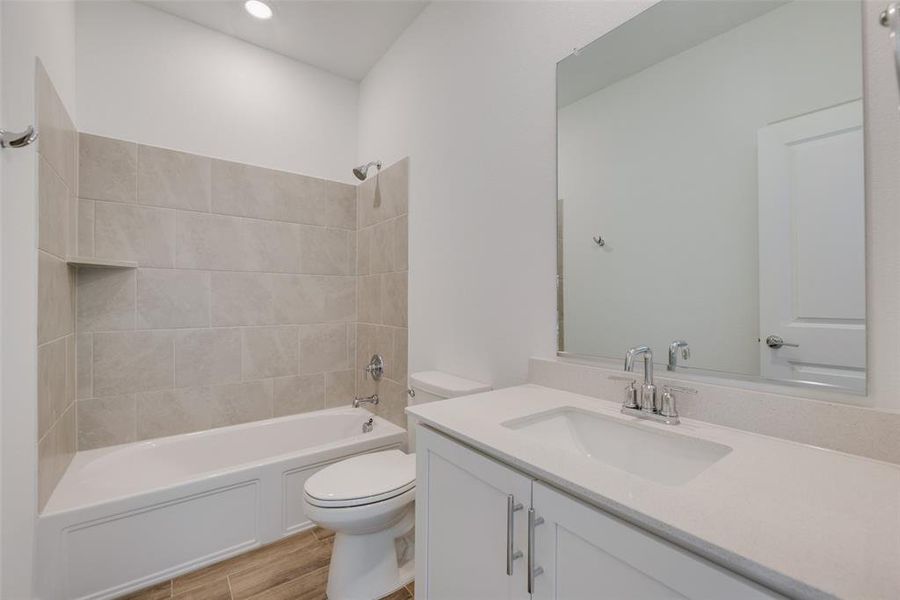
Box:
353;394;379;408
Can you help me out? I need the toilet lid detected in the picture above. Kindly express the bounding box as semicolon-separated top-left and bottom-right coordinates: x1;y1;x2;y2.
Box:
304;450;415;508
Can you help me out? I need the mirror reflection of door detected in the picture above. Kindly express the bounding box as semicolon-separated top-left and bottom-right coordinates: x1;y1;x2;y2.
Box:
757;101;865;391
556;0;866;394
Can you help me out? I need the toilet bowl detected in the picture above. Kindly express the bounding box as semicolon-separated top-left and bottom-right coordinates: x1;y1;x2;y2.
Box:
303;371;490;599
303;450;416;600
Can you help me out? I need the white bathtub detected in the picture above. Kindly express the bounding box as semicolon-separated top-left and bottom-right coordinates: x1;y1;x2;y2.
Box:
36;408;406;600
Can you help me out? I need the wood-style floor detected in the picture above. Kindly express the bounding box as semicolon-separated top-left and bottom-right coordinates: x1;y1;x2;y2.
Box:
119;528;414;600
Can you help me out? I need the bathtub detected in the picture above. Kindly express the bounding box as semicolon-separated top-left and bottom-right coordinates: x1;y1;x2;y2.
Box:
36;407;406;600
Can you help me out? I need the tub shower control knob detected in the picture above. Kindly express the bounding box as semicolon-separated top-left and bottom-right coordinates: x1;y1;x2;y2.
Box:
365;354;384;381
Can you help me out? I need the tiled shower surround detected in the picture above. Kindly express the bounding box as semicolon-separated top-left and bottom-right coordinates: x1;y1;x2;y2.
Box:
36;62;78;510
75;133;408;450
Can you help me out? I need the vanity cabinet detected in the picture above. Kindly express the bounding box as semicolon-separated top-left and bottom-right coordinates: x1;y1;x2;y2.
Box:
415;426;532;600
416;426;784;600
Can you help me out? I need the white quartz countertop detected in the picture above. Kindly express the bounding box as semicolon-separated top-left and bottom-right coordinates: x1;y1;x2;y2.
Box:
406;384;900;600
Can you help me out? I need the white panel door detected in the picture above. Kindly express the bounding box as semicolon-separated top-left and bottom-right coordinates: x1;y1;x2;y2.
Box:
415;426;532;600
757;100;865;391
531;482;783;600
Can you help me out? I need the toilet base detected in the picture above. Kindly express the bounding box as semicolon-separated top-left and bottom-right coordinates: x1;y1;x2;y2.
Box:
325;505;415;600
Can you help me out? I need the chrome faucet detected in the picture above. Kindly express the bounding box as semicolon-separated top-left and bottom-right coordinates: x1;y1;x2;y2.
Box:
667;340;690;371
624;346;656;414
353;394;379;408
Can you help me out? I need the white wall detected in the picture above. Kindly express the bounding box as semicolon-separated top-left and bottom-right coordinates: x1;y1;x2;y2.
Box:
558;1;861;376
359;1;900;411
358;1;652;389
1;2;77;597
76;0;358;183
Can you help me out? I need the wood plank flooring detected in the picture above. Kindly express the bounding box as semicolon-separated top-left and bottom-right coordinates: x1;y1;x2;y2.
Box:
118;528;414;600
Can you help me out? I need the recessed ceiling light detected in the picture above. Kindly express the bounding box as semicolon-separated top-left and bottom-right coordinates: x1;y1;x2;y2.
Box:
244;0;273;20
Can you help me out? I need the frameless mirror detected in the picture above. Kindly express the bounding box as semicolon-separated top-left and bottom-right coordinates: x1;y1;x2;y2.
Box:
556;0;865;393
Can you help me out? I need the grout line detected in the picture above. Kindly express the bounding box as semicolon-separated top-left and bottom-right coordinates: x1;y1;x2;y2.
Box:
89;197;357;231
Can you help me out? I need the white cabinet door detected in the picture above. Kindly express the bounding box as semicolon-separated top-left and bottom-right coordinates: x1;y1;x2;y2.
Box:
531;482;784;600
416;426;532;600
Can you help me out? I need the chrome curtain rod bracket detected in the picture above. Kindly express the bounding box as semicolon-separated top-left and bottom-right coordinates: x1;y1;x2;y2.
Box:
0;125;37;149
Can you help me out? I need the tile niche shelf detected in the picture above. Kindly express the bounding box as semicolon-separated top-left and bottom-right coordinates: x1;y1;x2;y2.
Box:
65;257;137;269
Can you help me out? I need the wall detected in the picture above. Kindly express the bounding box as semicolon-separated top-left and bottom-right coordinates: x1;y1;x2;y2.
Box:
36;63;78;510
356;159;409;427
75;0;359;184
75;134;359;448
1;1;77;596
558;1;861;376
358;1;900;412
358;1;653;390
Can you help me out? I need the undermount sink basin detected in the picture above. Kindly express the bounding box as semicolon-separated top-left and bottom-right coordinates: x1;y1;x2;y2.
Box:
502;407;732;486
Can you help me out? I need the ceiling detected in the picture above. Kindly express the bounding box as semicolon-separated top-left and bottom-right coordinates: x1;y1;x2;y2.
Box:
142;0;427;81
557;0;786;108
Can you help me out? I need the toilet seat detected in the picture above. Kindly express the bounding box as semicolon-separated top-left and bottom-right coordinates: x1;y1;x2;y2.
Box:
304;450;415;508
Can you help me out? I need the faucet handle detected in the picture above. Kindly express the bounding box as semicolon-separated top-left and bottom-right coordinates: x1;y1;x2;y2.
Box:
609;375;639;409
658;384;695;423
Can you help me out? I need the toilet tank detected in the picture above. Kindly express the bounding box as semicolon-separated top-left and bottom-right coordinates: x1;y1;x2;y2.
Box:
407;371;490;451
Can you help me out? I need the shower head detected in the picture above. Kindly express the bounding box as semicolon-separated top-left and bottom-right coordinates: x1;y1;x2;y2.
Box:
353;160;382;181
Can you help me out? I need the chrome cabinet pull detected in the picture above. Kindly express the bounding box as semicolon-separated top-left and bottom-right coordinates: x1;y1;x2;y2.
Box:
765;335;799;349
527;508;544;593
506;495;523;575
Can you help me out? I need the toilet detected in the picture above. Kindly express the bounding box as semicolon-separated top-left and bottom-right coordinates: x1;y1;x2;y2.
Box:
303;370;490;600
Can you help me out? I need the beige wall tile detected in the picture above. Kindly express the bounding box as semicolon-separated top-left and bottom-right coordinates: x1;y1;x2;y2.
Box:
393;328;408;382
77;333;93;400
138;145;211;211
370;220;395;274
79;133;137;203
243;219;299;273
36;61;76;191
211;272;276;326
299;323;348;374
94;202;176;267
294;176;356;230
175;211;245;270
38;403;75;511
78;199;94;257
76;267;136;332
38;251;74;345
270;274;317;325
93;330;174;396
321;276;358;322
298;226;352;275
325;370;356;408
242;326;299;379
273;374;325;417
382;272;408;328
77;395;137;450
138;381;273;440
175;328;242;388
358;275;382;324
272;275;356;324
38;155;68;259
357;227;371;276
38;337;67;440
210;380;274;427
138;269;210;329
212;160;280;220
394;215;408;271
137;387;214;439
66;333;76;409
